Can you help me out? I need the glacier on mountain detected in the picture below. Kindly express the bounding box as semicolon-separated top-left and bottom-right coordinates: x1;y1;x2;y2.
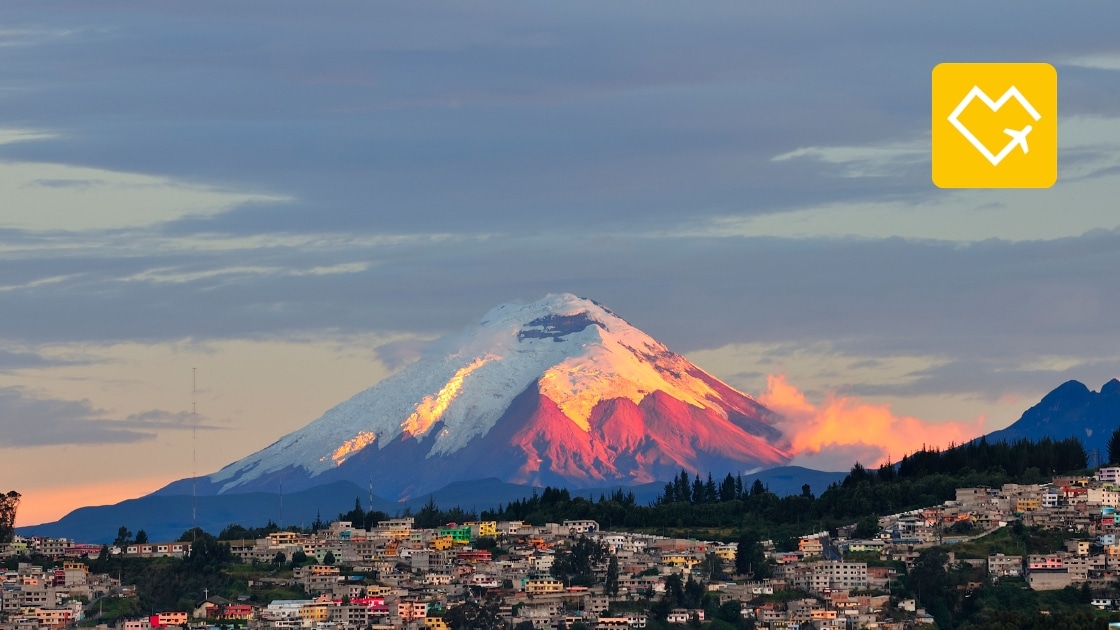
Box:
208;293;784;494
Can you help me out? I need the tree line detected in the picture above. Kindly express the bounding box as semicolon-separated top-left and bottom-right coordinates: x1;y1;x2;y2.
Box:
482;437;1088;542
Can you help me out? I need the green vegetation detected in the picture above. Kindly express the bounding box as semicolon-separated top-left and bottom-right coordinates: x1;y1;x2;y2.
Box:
1109;425;1120;466
443;597;505;630
0;491;20;544
483;437;1088;542
898;547;1120;629
550;535;608;587
735;532;768;578
332;495;480;530
947;521;1071;559
84;528;308;618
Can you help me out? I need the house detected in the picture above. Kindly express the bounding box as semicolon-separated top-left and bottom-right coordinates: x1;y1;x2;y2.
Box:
666;609;704;624
988;554;1023;577
397;600;428;621
563;520;599;534
437;525;472;545
123;542;192;559
525;578;565;595
149;611;188;627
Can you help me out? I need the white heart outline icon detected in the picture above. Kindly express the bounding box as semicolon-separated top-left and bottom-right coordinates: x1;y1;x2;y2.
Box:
947;85;1041;166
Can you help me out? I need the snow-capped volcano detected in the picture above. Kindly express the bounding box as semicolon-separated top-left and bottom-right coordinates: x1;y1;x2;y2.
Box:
193;294;791;499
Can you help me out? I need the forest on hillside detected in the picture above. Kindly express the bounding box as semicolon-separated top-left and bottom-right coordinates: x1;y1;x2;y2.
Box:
480;437;1088;543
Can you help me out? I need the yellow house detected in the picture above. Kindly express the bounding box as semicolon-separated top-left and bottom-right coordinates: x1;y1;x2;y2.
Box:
430;536;454;551
476;521;497;538
155;612;188;626
300;602;330;622
36;609;74;627
662;553;699;569
268;531;299;546
1015;498;1042;513
713;547;736;562
525;578;565;595
425;617;450;630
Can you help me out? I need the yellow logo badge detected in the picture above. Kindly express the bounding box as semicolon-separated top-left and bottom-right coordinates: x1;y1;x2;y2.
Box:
932;63;1057;188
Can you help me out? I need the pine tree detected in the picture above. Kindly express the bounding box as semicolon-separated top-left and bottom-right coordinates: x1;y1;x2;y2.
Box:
719;473;737;502
1109;427;1120;465
691;474;705;504
605;555;619;597
735;532;768;578
674;471;690;504
113;526;132;548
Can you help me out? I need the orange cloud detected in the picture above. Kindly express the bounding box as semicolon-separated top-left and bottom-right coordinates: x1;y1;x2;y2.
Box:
760;374;987;469
14;476;179;528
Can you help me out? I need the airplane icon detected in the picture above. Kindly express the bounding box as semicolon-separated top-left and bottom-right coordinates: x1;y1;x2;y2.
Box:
1003;125;1033;155
945;85;1043;167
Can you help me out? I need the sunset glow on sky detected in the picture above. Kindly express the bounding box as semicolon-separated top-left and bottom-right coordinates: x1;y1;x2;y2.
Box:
761;374;989;472
2;2;1119;529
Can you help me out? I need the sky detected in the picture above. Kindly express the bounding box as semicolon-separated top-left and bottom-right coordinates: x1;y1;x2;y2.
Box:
2;1;1119;527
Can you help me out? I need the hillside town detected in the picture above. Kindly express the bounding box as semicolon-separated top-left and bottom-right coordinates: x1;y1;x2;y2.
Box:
8;466;1120;630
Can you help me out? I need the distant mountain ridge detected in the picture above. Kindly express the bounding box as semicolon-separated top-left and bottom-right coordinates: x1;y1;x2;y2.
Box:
983;378;1120;459
17;467;845;543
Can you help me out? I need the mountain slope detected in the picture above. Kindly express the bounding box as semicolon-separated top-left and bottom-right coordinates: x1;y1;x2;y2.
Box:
161;294;791;500
984;378;1120;458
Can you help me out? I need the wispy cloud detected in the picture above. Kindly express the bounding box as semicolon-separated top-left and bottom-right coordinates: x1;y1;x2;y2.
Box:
771;140;927;179
0;128;56;146
0;27;83;48
1062;54;1120;71
0;152;290;231
0;348;91;372
374;338;438;370
0;387;220;448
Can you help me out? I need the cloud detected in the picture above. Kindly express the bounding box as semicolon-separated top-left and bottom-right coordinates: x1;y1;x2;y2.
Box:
1062;54;1120;72
0;128;56;146
0;348;92;372
0;0;1114;422
842;357;1120;402
760;374;988;469
374;338;438;370
771;140;927;179
0;27;83;48
0;387;219;448
0;158;290;231
0;2;1111;239
3;229;1120;380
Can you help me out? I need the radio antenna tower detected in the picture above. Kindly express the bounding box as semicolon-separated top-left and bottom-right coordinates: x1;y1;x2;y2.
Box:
192;367;198;534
